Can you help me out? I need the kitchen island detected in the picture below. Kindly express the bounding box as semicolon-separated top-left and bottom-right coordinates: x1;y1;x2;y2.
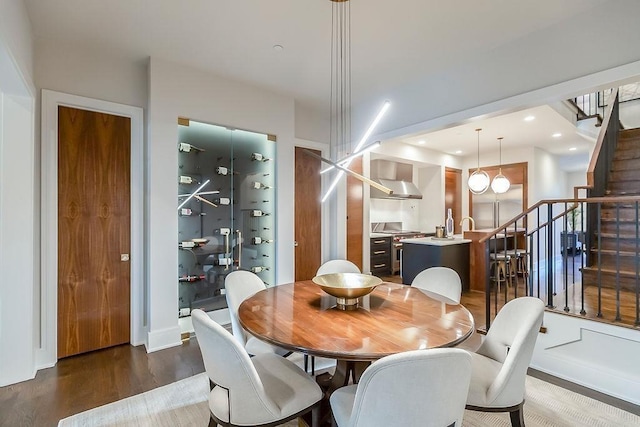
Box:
401;236;471;290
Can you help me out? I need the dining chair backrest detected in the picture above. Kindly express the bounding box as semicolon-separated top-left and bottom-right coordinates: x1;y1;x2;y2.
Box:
191;309;279;423
316;259;360;276
411;266;462;305
475;296;544;407
225;270;266;347
346;348;472;427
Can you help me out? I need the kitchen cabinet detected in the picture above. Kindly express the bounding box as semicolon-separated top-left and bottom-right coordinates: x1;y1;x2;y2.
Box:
370;235;392;276
177;120;276;316
401;237;471;290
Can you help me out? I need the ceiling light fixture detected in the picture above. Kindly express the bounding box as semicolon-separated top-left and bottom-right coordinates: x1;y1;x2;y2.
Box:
569;147;577;151
491;137;510;194
524;115;535;122
319;0;391;202
468;128;490;194
552;132;562;138
418;140;426;145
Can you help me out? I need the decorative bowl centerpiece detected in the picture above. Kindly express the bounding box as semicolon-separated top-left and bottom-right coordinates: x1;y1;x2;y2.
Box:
312;273;382;310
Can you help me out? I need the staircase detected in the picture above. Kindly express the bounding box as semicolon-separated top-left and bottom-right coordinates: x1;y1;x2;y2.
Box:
582;128;640;290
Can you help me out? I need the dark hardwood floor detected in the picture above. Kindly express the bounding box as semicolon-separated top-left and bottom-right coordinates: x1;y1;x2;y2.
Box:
0;340;204;427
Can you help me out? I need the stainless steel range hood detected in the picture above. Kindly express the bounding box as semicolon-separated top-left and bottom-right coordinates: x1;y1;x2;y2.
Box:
369;159;423;199
370;178;423;199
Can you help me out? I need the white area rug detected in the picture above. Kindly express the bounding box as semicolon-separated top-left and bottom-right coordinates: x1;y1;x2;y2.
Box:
59;373;640;427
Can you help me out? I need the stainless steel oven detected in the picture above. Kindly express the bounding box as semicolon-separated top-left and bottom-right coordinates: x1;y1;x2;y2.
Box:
391;232;426;275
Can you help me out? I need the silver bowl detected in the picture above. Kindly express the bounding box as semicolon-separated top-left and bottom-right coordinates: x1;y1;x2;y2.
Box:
312;273;382;309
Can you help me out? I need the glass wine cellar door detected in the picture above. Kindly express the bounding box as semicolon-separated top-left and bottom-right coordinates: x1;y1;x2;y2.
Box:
178;120;276;316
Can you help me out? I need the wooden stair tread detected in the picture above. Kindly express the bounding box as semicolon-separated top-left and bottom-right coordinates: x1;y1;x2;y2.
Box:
581;266;639;277
589;248;638;256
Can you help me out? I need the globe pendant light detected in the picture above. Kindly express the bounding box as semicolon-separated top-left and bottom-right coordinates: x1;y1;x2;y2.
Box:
491;137;511;194
468;128;490;194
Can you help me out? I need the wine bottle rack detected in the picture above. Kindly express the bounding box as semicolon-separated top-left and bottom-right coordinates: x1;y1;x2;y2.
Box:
177;120;276;317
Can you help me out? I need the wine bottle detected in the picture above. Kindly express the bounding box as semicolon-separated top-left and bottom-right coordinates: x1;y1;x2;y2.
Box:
250;210;270;217
251;237;273;245
179;175;196;184
214;257;233;266
252;181;272;190
215;166;229;176
213;197;231;205
178;274;205;282
251;266;269;273
446;208;454;238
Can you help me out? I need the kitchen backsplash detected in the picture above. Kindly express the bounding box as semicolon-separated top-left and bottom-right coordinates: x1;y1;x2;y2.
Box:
370;198;422;231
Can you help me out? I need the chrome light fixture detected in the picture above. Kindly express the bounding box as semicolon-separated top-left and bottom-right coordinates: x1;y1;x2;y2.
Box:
491;137;510;194
468;128;490;194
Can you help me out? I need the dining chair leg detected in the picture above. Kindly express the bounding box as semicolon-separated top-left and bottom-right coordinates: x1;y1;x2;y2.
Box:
311;404;320;427
509;402;525;427
311;355;315;375
304;354;309;373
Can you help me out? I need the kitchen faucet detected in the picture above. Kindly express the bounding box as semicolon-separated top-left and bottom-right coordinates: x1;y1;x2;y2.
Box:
460;216;475;231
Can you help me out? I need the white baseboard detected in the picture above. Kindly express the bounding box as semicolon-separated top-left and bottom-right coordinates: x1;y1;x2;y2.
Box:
146;326;182;353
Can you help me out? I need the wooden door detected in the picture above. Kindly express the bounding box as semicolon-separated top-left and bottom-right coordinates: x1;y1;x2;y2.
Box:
58;106;131;358
445;167;462;233
347;157;363;271
294;147;322;281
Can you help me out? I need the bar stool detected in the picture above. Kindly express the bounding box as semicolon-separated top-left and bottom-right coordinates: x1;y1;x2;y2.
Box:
499;249;521;287
489;253;511;293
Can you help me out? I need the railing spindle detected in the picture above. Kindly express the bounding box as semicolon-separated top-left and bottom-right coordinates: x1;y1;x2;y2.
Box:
636;201;639;326
564;201;570;312
547;203;554;308
597;202;603;318
616;203;621;321
580;200;586;316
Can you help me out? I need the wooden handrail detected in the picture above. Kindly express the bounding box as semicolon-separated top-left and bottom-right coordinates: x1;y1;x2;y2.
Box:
477;195;640;243
526;203;579;236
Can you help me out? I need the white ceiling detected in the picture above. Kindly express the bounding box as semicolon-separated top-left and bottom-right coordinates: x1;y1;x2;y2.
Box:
24;0;610;169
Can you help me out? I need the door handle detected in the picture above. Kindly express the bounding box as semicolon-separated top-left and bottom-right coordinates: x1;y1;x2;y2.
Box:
294;241;299;247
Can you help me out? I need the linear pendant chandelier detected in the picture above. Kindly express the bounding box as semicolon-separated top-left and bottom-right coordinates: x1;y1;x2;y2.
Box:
320;0;392;202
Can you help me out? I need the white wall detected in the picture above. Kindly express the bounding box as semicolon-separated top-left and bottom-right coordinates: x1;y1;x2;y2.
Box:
0;0;36;387
34;39;147;109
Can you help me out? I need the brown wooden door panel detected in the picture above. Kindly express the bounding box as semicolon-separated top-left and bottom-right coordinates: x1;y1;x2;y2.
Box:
347;157;363;271
294;147;321;281
58;106;131;358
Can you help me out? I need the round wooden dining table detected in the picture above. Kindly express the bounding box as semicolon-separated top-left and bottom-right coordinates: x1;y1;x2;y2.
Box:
239;280;475;391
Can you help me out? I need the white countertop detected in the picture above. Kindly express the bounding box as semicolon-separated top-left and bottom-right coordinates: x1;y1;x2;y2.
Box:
401;236;471;246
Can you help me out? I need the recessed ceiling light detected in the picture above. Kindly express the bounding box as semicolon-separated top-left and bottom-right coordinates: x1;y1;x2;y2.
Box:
455;150;462;154
417;140;426;145
524;115;535;122
273;44;284;51
552;133;562;138
569;147;577;151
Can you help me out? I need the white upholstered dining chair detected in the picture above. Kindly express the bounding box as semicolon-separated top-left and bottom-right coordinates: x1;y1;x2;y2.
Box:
191;309;323;427
224;270;289;357
316;259;360;276
411;266;462;305
329;348;472;427
465;297;545;427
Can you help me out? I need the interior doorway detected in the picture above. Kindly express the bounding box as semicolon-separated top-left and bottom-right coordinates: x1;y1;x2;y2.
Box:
57;106;131;358
294;147;322;281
